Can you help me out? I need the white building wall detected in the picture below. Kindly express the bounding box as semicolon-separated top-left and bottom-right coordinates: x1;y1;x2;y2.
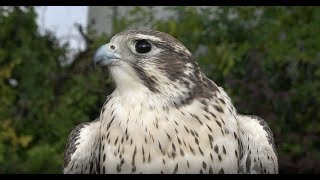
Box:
87;6;175;36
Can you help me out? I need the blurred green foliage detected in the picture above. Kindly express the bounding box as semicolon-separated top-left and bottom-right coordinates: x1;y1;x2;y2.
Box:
0;6;319;173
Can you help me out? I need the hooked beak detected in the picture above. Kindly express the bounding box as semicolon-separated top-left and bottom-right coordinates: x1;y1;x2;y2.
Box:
93;44;121;69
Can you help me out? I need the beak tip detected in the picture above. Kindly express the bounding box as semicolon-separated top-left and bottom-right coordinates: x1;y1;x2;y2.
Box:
92;44;120;68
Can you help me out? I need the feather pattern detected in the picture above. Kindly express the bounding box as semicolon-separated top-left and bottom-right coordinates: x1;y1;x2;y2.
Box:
63;30;278;174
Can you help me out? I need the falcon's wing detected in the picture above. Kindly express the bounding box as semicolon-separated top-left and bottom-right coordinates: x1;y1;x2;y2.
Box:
63;119;101;174
237;115;278;174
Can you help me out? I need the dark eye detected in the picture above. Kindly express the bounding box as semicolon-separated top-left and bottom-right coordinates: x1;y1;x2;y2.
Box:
135;40;152;54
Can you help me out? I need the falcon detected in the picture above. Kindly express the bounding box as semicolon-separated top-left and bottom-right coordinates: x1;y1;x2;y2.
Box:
63;29;278;174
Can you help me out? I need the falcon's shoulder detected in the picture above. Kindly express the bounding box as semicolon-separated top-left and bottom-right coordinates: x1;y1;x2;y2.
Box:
237;115;278;174
63;119;101;174
64;122;89;167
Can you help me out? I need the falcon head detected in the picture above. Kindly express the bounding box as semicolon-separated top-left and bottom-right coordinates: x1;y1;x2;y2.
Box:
93;30;217;104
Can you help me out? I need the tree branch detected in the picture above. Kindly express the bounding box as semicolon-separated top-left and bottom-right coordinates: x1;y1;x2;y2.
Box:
75;23;93;45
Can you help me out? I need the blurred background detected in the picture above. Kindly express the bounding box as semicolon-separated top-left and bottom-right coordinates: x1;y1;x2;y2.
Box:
0;6;319;173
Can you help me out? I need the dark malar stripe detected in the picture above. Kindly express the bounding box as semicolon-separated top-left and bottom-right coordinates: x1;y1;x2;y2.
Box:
132;65;160;93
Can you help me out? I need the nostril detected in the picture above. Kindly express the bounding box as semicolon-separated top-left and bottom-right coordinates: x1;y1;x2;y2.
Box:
110;45;115;50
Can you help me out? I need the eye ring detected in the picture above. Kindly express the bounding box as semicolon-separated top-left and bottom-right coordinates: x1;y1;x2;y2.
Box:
135;40;152;54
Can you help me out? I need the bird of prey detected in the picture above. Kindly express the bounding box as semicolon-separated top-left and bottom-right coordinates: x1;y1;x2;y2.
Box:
63;30;278;174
